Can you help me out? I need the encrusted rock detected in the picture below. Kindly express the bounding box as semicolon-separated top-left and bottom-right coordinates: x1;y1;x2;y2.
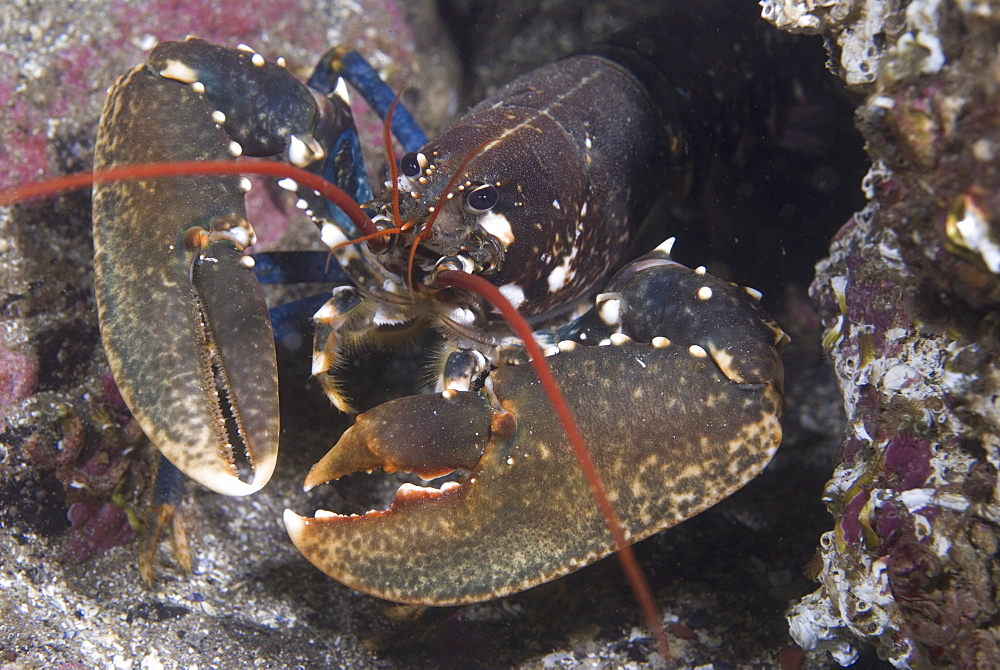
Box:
767;1;1000;666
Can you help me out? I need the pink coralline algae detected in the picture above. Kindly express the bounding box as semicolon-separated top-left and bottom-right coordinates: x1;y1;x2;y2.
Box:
22;407;145;562
66;499;135;562
0;338;38;431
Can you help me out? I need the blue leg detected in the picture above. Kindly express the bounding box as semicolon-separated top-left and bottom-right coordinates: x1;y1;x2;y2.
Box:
309;48;428;153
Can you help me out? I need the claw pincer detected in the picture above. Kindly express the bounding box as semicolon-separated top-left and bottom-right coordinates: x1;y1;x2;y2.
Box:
92;39;328;494
286;255;788;605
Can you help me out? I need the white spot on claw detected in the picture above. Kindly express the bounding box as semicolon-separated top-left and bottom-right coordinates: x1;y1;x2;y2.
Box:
228;141;243;157
251;53;265;67
598;298;621;326
240;256;255;268
158;59;199;83
288;135;310;166
697;286;713;300
689;344;708;358
211;110;226;124
655;237;676;256
652;337;671;348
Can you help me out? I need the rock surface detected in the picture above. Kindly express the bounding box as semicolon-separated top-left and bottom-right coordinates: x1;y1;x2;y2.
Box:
766;1;1000;667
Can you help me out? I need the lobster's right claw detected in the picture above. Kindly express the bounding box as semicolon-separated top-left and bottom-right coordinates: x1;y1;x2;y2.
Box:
93;59;279;496
285;259;788;605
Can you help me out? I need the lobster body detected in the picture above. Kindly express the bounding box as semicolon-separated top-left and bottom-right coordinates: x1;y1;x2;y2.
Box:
93;2;790;604
394;53;666;322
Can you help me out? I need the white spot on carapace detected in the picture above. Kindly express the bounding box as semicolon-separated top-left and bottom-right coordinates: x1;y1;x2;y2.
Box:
478;211;515;249
251;53;265;67
239;177;252;192
158;59;199;83
277;177;298;191
240;255;255;269
547;245;580;294
211;110;226;125
744;286;763;300
506;457;515;466
499;283;525;309
228;141;243;157
694;265;707;275
548;262;571;293
191;81;206;94
295;198;308;210
652;336;671;348
236;43;254;52
697;286;713;300
689;344;708;358
276;56;287;68
610;333;631;345
557;340;577;352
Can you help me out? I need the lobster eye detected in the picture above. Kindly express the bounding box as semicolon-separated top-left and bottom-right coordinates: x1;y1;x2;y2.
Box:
400;152;422;178
466;184;499;213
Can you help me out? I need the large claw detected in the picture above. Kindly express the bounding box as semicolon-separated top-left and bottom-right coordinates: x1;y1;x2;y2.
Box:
92;41;303;495
285;261;786;605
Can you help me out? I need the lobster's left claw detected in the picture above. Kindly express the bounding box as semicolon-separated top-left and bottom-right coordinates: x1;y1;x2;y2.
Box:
93;62;279;495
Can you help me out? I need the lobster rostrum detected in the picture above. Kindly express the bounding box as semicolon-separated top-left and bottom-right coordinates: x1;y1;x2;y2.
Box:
90;0;788;606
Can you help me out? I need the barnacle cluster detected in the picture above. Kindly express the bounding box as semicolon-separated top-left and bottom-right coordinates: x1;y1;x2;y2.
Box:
765;0;1000;666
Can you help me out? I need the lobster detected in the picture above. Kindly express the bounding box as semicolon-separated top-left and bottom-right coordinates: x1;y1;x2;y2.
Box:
75;0;789;612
